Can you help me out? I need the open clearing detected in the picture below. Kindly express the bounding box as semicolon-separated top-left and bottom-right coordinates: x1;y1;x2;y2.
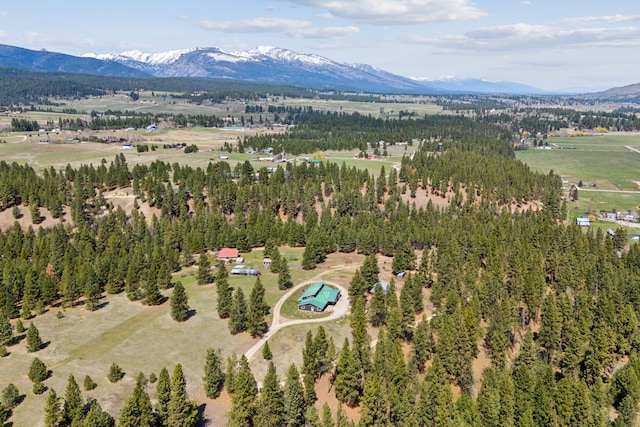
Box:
0;246;372;425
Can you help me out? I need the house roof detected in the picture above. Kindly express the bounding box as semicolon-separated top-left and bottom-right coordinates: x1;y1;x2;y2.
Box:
218;248;239;258
298;282;340;310
298;282;325;301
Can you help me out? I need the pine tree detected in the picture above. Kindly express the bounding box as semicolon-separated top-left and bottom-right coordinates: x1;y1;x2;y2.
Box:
171;282;190;322
144;278;164;306
229;288;248;335
26;322;43;352
168;364;199;427
321;403;334;427
227;355;258;427
28;357;49;382
248;277;269;337
360;254;379;288
84;278;102;311
204;347;225;399
263;341;273;360
83;399;114;427
156;367;172;424
216;263;233;319
284;364;306;427
119;375;156;427
254;362;284;427
63;374;84;426
417;356;456;427
391;241;416;275
304;372;317;407
1;383;20;409
0;313;12;345
302;330;318;377
278;258;293;290
225;353;238;395
306;406;321;427
270;247;282;273
358;372;387;427
107;362;125;382
43;388;61;427
539;293;561;362
368;283;387;327
334;339;362;407
197;253;214;285
83;375;97;391
411;315;434;373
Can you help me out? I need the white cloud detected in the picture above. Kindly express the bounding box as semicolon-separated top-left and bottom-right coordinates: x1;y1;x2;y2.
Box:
285;0;486;24
198;17;358;39
559;14;640;25
0;31;96;49
200;17;310;33
0;11;8;16
399;22;640;52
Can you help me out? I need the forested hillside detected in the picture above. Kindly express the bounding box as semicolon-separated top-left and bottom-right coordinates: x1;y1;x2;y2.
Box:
1;110;639;426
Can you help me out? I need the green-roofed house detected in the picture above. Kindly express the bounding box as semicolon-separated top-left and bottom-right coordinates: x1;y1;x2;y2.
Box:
298;282;341;312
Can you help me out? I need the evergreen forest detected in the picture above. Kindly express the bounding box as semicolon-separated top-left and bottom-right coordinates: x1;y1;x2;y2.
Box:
1;107;640;427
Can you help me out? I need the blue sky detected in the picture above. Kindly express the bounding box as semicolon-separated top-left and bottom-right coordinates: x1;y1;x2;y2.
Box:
1;1;639;91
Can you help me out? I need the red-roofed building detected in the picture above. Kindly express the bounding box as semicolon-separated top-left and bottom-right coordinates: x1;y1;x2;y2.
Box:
217;248;239;261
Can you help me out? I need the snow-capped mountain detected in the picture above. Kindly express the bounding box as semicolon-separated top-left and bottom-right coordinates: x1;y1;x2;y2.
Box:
0;43;548;94
85;46;430;93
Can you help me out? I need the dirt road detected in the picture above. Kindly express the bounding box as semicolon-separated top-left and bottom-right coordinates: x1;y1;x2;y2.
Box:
244;266;353;360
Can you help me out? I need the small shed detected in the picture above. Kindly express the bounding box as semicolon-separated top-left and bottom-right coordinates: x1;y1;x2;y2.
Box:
369;281;390;294
230;265;260;276
576;218;590;227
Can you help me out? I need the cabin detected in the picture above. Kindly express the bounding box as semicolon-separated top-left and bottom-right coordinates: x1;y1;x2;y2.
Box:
217;248;240;261
298;282;341;312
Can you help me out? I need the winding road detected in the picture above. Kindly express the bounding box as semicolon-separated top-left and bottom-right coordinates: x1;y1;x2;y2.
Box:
244;266;354;360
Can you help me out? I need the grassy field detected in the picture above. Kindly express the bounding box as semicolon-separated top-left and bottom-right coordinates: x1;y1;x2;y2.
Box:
0;127;412;178
516;133;640;214
1;246;364;425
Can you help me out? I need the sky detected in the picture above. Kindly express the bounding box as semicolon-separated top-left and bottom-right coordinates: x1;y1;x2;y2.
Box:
0;1;639;91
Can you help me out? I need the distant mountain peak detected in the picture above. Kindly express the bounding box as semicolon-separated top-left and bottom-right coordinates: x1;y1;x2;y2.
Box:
1;43;551;95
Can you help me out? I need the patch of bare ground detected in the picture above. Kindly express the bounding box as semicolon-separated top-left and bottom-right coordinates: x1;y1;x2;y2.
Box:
315;374;361;425
191;387;231;427
0;204;70;231
471;341;492;399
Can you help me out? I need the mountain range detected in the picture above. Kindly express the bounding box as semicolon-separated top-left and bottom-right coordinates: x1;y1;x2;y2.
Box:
0;43;588;95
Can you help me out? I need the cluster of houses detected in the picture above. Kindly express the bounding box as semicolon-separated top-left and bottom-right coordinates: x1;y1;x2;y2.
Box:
576;212;639;228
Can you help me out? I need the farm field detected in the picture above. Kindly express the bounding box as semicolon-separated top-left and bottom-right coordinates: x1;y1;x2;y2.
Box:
516;133;640;214
0;127;411;177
